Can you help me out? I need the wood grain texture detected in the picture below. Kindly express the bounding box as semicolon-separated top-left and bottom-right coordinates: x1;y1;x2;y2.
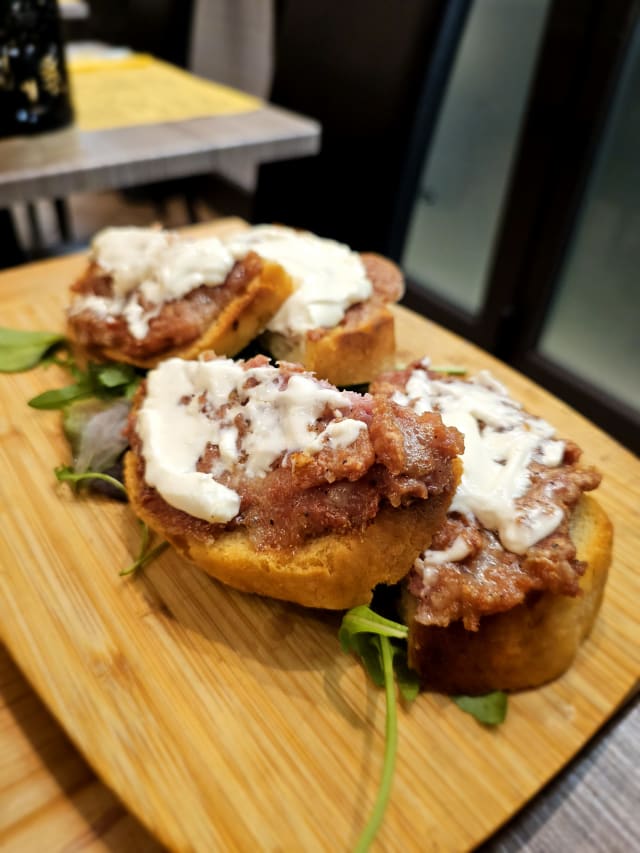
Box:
0;221;638;852
484;696;640;852
0;105;320;204
2;648;637;853
0;644;162;853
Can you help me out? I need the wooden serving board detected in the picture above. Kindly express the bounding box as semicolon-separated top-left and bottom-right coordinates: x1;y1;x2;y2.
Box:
0;220;638;852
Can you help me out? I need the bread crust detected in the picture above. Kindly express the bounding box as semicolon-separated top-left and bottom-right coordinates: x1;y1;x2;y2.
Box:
261;252;403;386
403;494;612;693
124;452;460;610
263;303;396;387
68;259;293;369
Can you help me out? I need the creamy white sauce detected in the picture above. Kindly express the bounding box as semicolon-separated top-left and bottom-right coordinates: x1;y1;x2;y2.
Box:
93;227;169;296
392;361;566;561
69;224;373;341
227;225;372;335
417;535;472;568
68;227;236;339
137;357;366;522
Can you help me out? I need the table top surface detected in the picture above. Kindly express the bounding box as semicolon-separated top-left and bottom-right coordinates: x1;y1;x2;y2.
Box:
0;229;638;852
2;644;637;853
0;104;320;205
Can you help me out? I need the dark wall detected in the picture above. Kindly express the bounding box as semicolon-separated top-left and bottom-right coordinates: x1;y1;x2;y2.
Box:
62;0;194;68
253;0;449;252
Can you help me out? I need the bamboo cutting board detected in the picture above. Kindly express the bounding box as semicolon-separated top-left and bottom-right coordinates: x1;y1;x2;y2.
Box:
0;220;638;852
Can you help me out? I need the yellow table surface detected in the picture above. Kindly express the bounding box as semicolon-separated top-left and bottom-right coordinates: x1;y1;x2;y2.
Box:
67;54;262;132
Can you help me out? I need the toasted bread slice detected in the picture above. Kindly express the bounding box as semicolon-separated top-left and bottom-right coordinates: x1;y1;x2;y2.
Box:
68;257;292;370
263;300;396;387
262;252;404;386
125;448;457;609
402;494;612;693
123;355;462;609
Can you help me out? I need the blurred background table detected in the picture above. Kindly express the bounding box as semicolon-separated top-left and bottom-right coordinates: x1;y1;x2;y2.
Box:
0;95;319;206
0;50;320;267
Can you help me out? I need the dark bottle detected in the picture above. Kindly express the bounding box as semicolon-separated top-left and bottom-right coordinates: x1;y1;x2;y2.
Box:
0;0;74;137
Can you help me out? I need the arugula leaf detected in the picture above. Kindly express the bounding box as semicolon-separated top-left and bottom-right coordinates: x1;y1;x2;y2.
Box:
351;634;400;853
94;363;135;388
54;466;168;576
43;348;84;379
124;379;141;399
88;361;140;396
341;604;509;847
120;539;169;576
347;632;385;686
28;380;94;409
454;691;508;726
340;606;419;851
339;605;418;697
339;605;410;646
389;643;420;703
54;464;127;495
28;359;141;410
429;364;467;375
0;328;66;372
62;397;130;474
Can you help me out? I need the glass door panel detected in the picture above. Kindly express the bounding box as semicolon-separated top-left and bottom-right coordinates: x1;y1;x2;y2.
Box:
538;18;640;413
402;0;550;314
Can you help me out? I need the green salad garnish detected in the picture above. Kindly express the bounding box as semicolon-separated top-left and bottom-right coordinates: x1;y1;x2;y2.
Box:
454;691;508;726
429;364;467;375
55;465;166;577
339;606;419;851
54;463;128;495
340;604;508;849
29;358;140;409
0;327;66;372
62;397;131;474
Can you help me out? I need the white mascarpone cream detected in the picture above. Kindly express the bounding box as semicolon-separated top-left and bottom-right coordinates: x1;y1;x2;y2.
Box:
68;227;236;339
69;224;372;341
137;357;367;523
226;224;372;335
392;360;566;560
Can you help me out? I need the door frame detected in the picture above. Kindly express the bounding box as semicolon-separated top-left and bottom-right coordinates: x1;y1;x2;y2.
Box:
395;0;639;452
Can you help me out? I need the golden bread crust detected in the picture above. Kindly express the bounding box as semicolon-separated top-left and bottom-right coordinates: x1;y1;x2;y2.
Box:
68;260;293;369
124;452;460;610
263;303;396;386
403;494;612;693
304;305;396;386
261;252;403;385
